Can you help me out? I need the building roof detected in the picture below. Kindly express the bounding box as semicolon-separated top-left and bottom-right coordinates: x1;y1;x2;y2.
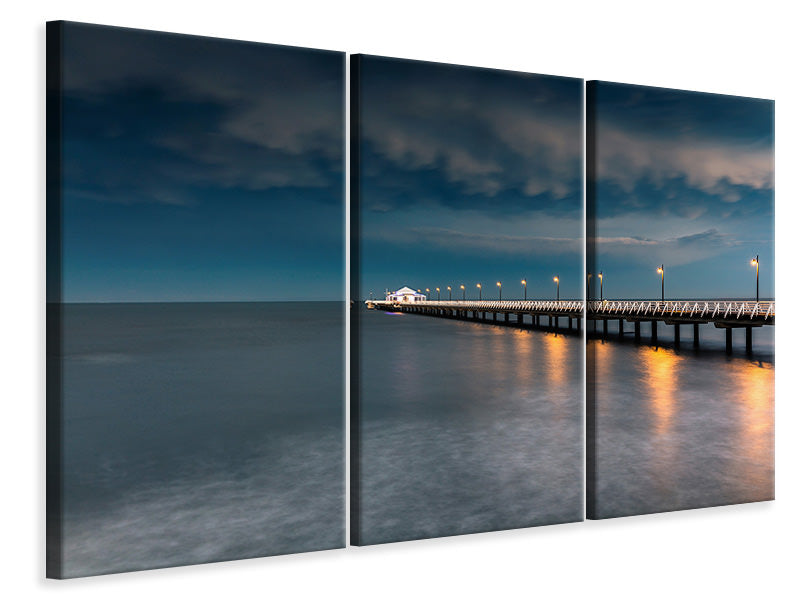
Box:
393;286;423;295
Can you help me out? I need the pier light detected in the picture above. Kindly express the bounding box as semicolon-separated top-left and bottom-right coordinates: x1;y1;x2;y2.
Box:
497;281;502;301
447;285;452;300
460;284;465;301
751;255;759;302
553;276;560;301
656;264;664;302
598;271;604;301
436;287;440;301
521;279;527;301
477;283;482;300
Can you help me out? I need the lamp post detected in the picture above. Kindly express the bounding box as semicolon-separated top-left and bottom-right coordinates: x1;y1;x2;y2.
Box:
460;284;465;301
587;273;592;301
521;279;527;300
477;283;482;300
497;281;502;301
447;286;452;300
751;255;759;301
425;288;430;300
599;271;603;301
657;265;664;302
436;287;440;301
553;276;560;301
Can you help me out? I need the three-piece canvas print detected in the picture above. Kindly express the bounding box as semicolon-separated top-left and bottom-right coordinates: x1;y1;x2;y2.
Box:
47;21;775;578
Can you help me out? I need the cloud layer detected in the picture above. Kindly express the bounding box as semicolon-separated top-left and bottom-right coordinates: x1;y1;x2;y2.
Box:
359;58;583;216
63;24;344;204
597;125;773;204
593;228;736;267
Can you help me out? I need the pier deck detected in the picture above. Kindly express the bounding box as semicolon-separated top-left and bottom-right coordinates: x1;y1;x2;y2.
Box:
367;299;774;353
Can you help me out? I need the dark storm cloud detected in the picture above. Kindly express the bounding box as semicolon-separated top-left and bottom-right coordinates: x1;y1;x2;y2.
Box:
592;82;774;220
63;23;343;204
359;56;582;216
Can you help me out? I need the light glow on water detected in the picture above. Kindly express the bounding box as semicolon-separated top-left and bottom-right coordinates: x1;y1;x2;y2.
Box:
641;346;683;437
357;308;583;544
591;333;774;518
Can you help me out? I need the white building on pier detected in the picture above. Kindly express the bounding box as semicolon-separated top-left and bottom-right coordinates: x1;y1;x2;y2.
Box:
386;286;426;303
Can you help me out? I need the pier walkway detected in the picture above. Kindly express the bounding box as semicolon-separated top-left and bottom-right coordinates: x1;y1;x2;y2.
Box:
367;299;775;354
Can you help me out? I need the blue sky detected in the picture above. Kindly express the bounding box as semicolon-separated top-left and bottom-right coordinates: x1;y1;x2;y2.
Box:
61;23;344;302
589;82;774;300
356;56;584;301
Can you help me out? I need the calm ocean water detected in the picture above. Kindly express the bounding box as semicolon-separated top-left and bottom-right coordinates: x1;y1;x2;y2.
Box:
356;307;584;544
589;320;774;518
61;302;344;577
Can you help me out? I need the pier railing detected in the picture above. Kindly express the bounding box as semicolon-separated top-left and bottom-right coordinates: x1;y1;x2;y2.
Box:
403;299;584;313
366;298;774;353
588;300;774;323
368;298;775;324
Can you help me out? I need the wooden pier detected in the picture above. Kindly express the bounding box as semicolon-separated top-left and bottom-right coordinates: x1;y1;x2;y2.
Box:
367;299;775;354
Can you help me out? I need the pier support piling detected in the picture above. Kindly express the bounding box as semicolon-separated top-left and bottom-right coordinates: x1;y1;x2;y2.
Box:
693;323;699;349
746;326;753;354
504;313;510;323
619;319;624;338
634;321;641;342
674;324;680;348
725;328;732;355
651;320;657;345
602;319;608;337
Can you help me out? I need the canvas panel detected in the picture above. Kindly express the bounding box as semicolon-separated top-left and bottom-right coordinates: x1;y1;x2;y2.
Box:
46;22;346;577
351;55;585;545
586;81;775;519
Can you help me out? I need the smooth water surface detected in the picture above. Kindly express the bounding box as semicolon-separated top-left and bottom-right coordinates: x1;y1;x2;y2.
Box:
589;321;774;518
61;302;344;577
356;308;583;545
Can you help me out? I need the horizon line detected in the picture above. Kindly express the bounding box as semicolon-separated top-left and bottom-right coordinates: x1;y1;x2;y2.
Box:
50;299;346;305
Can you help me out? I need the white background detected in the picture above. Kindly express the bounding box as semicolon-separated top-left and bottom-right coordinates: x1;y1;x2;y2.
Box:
2;1;798;597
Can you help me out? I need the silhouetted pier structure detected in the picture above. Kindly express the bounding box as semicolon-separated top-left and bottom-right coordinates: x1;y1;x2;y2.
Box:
367;299;775;354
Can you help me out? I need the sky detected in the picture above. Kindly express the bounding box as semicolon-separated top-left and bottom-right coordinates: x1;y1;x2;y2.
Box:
60;23;344;302
356;56;583;301
590;82;774;300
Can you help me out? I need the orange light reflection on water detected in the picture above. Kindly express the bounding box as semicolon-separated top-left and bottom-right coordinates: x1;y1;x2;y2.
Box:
539;331;575;421
510;328;533;389
640;346;683;437
590;339;614;419
639;345;683;499
541;332;568;387
730;358;775;494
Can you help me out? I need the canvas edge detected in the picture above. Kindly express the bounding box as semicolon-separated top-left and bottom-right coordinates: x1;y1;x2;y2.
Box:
584;80;599;520
348;53;363;546
45;19;65;579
